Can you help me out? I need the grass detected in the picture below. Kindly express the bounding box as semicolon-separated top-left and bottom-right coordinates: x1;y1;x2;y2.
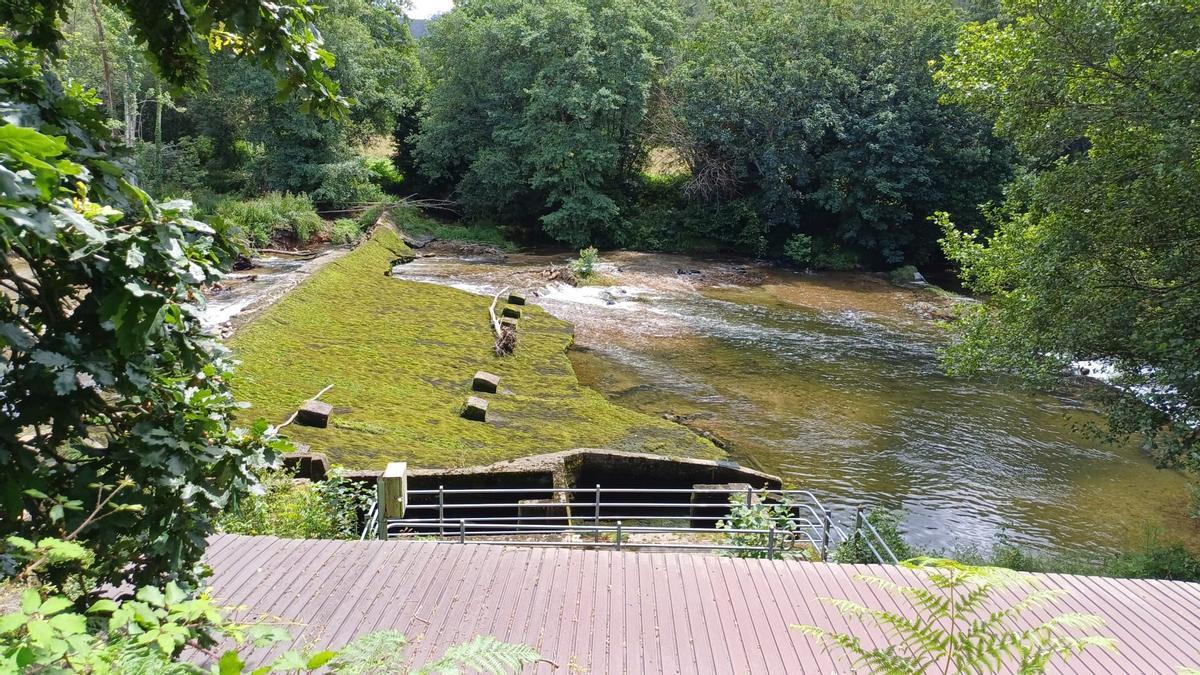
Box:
229;224;718;469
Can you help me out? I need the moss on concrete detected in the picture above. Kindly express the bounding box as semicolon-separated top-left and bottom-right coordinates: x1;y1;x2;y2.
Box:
229;225;718;469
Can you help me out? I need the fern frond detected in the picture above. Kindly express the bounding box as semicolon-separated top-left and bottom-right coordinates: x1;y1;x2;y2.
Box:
329;630;409;675
418;635;541;675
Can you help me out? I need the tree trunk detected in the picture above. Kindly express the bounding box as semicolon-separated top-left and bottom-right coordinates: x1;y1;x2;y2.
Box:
154;85;164;192
87;0;116;118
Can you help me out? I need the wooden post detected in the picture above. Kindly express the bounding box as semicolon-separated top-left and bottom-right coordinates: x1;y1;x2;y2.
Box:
376;462;407;540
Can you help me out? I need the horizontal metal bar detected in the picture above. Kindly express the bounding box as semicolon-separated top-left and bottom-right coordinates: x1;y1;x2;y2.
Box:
406;487;825;498
408;539;789;552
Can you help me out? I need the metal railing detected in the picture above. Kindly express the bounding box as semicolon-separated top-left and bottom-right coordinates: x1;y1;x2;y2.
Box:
362;485;899;564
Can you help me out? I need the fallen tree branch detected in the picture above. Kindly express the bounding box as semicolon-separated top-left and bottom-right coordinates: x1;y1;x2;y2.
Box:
277;384;335;430
489;286;510;338
489;287;517;355
253;248;322;259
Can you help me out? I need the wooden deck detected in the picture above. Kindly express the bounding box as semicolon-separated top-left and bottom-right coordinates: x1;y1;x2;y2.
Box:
204;534;1200;673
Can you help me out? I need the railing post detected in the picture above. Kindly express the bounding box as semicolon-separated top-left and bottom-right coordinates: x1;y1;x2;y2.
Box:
459;518;466;544
745;485;753;507
615;520;623;550
853;505;864;548
594;484;601;543
438;485;445;537
767;525;776;559
820;509;831;561
376;462;407;540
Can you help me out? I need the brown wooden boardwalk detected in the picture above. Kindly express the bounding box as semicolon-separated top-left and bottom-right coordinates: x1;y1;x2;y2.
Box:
204;534;1200;673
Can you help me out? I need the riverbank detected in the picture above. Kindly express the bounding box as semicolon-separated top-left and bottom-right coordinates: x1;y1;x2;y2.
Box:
228;223;719;469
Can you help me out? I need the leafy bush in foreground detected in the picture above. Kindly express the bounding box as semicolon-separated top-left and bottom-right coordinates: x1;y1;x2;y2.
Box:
0;39;284;589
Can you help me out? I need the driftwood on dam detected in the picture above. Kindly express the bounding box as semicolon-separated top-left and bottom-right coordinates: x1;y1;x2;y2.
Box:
489;287;517;355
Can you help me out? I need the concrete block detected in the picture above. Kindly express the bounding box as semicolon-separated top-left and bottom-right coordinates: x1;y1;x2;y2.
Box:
690;482;753;529
472;371;501;393
518;498;571;528
461;396;489;421
296;400;334;428
501;306;522;319
508;293;526;305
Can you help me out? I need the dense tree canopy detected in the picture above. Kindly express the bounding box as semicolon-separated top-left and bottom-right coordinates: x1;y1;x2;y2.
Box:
935;0;1200;466
0;0;345;116
190;0;423;198
666;0;1012;265
413;0;679;246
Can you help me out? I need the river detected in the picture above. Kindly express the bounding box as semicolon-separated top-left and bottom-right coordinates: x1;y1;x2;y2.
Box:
390;248;1197;557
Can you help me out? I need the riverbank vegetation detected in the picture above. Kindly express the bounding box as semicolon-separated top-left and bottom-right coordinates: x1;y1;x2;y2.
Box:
229;220;718;468
933;0;1200;478
407;0;1013;269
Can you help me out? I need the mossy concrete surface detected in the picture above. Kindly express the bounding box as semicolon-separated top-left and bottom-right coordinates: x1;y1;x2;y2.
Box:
229;225;718;469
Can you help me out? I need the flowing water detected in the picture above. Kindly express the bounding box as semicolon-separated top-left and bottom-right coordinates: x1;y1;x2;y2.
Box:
388;249;1198;557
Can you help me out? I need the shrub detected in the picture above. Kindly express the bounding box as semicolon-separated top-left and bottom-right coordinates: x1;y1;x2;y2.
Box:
330;218;363;245
1103;530;1200;581
888;264;920;285
716;492;799;560
218;468;374;539
782;234;813;266
364;156;404;192
311;159;387;209
568;246;600;279
358;202;390;229
217;192;325;247
832;508;914;564
810;239;861;271
795;558;1116;674
133;135;214;199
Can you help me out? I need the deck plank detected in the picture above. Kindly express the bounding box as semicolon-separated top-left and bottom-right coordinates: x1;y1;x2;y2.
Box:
203;535;1200;673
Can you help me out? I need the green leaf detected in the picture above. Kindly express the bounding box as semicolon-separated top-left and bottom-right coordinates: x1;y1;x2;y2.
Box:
38;596;73;616
306;650;337;669
164;582;186;605
126;245;145;268
47;612;86;635
25;619;53;645
87;599;119;615
22;489;49;499
218;650;246;675
136;586;166;607
0;613;28;634
21;588;41;614
269;650;308;671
